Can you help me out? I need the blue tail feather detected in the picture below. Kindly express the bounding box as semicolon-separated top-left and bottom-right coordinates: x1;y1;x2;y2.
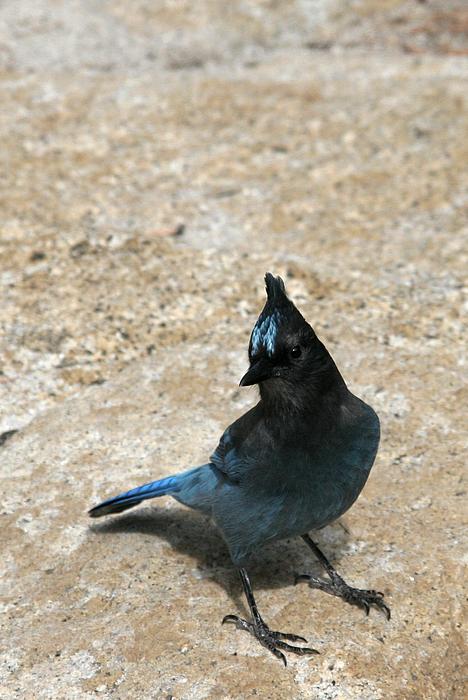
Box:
89;474;182;518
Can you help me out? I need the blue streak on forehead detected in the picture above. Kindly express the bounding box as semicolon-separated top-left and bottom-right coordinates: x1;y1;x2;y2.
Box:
251;310;281;356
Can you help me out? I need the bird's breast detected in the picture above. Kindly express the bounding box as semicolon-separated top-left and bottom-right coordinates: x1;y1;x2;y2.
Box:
246;413;379;532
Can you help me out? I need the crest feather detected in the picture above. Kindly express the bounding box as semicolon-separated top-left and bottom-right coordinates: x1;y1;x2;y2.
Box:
264;273;287;302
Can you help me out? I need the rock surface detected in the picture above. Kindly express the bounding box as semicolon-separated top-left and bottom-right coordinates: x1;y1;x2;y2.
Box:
0;1;467;698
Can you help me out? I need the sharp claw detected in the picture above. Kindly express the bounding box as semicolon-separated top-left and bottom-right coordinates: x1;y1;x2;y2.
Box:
275;632;308;643
291;635;308;644
271;648;287;666
222;614;239;625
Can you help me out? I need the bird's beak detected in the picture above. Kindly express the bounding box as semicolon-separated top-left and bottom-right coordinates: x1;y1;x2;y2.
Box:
239;357;273;387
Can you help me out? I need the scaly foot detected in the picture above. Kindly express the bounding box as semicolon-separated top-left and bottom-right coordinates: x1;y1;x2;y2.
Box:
295;572;391;620
222;614;319;666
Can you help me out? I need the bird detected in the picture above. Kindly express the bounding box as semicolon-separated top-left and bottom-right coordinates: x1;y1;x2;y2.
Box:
89;272;390;665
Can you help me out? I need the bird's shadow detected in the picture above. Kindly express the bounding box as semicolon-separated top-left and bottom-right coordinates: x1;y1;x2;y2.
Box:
90;504;351;613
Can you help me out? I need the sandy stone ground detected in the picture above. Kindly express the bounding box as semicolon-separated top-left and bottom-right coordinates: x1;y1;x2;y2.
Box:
1;2;467;698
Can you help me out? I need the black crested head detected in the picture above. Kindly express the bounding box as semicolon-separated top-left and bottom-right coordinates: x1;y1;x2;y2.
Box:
240;272;345;408
248;272;313;363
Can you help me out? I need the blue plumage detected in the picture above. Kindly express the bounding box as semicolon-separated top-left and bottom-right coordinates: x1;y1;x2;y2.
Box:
89;474;183;516
89;273;389;665
251;309;280;356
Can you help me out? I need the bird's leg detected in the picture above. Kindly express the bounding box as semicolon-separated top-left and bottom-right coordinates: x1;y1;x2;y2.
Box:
222;568;319;666
296;533;391;620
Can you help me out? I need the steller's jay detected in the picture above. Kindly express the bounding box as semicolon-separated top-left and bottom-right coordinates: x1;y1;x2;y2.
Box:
89;273;390;665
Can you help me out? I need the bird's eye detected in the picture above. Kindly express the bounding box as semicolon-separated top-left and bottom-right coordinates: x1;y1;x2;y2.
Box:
290;345;302;359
